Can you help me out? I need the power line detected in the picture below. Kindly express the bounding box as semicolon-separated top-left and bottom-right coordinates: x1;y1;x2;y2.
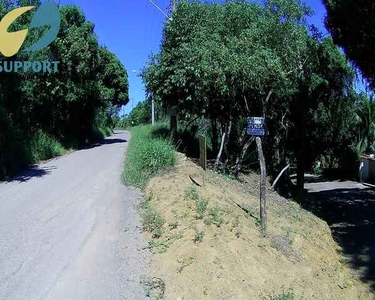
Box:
148;0;172;20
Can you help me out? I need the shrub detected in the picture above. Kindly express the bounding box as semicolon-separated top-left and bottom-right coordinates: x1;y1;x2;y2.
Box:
30;130;65;162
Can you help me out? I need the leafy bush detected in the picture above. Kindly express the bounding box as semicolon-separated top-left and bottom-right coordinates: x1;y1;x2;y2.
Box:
30;131;66;162
122;125;176;189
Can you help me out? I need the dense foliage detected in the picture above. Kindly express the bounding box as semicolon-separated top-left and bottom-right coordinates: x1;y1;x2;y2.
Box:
0;1;129;178
323;0;375;89
142;0;373;189
323;0;375;156
117;98;152;129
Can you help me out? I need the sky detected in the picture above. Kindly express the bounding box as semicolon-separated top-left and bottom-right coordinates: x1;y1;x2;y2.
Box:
57;0;330;116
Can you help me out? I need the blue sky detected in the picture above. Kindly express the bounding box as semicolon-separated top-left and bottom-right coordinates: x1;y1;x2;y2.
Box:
58;0;330;116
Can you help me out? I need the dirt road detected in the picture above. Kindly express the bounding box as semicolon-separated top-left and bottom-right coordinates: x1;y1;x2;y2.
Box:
0;131;149;300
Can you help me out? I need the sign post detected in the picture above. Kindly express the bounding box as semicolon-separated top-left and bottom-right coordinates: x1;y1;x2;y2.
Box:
199;135;207;171
247;117;267;236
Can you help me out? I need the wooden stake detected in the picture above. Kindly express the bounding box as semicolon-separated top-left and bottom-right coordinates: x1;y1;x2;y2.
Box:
256;137;267;236
199;135;207;171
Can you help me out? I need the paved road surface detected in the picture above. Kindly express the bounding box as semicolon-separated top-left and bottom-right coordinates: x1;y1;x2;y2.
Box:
0;131;149;300
304;179;375;291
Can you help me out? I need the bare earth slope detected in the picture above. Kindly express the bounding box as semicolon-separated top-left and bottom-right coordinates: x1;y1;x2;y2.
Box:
0;131;149;300
144;153;373;300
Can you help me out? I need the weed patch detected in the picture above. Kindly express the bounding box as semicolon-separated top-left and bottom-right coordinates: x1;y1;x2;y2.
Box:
177;256;196;273
193;229;205;243
185;185;199;201
208;206;225;227
271;290;295;300
140;276;165;300
147;233;183;254
195;198;209;219
139;195;165;238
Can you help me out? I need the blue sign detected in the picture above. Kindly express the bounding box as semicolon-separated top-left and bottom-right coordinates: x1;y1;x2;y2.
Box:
247;117;265;136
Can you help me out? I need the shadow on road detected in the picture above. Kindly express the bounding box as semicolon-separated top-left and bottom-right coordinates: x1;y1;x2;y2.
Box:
1;137;127;183
301;184;375;290
4;166;57;183
82;138;128;150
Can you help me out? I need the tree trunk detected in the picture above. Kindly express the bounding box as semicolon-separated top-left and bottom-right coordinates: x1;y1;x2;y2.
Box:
224;121;232;161
170;107;178;143
296;97;306;199
256;137;267;236
215;131;226;168
215;120;232;168
235;136;253;177
211;119;219;154
271;164;290;190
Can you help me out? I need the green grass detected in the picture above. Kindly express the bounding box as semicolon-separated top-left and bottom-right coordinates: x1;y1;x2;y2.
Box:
122;124;176;189
30;130;66;162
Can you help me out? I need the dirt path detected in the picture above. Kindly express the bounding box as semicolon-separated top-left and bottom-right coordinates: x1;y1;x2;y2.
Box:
0;131;149;300
304;179;375;292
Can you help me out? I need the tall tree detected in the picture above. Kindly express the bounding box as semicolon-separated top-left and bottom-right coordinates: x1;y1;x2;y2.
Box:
0;2;129;178
323;0;375;89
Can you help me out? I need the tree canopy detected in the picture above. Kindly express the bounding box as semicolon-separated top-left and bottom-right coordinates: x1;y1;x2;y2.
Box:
323;0;375;89
142;0;369;187
0;0;129;178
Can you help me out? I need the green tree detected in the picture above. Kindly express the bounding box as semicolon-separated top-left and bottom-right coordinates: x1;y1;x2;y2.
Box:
0;2;129;178
142;0;362;188
119;99;152;128
323;0;375;89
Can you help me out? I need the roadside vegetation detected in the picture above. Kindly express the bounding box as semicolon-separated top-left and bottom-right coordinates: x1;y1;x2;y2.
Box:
0;1;128;179
29;131;66;162
115;0;375;299
122;124;176;189
139;0;375;193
